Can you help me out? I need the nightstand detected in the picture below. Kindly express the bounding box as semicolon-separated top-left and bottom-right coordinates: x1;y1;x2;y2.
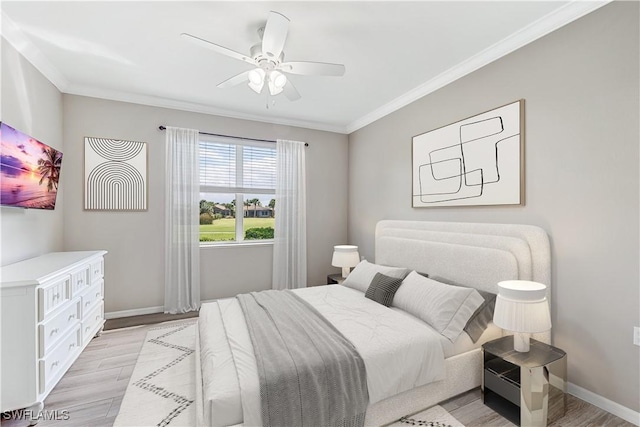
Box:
482;335;566;427
327;274;344;285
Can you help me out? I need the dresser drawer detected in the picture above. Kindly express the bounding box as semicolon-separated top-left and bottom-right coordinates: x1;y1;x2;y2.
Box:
39;300;81;358
38;276;71;321
82;301;104;347
90;259;104;283
39;324;81;394
81;280;103;318
70;266;91;297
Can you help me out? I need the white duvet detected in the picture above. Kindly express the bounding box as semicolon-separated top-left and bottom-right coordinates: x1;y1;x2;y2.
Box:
198;285;446;427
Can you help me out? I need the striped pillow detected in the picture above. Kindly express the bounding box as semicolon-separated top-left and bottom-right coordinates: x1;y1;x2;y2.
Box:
365;273;404;307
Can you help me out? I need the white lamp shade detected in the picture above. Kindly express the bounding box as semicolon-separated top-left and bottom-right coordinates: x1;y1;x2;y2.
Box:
331;245;360;268
271;71;287;88
493;280;551;334
248;68;265;85
248;68;265;93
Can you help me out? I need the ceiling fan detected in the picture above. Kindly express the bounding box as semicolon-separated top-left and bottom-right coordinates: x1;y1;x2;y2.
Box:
181;11;346;102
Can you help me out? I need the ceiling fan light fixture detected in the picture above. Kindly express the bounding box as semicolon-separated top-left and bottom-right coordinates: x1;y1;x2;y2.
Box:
268;82;284;96
267;70;287;96
248;68;265;93
183;10;345;103
267;71;286;96
248;68;265;85
271;70;287;89
248;80;264;94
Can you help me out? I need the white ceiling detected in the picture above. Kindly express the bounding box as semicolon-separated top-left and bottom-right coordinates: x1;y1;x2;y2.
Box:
1;1;608;134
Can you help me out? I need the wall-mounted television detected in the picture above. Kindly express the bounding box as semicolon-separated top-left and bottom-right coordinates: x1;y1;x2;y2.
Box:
0;122;63;210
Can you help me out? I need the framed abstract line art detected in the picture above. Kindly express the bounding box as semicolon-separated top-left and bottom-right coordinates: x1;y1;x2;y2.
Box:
412;99;524;207
84;137;148;211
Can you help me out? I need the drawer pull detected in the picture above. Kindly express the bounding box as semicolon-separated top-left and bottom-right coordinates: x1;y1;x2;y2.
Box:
68;314;76;321
96;292;101;297
69;343;76;349
85;301;91;306
96;315;101;320
51;361;59;368
50;328;59;336
94;270;100;275
53;293;60;300
85;326;90;331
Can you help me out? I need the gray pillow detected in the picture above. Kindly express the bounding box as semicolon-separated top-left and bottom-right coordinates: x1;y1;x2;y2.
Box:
464;290;496;343
392;272;485;341
364;273;404;307
430;275;496;342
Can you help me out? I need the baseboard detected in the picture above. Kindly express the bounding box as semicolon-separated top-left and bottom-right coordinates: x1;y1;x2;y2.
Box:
104;299;217;319
105;306;164;319
568;382;640;426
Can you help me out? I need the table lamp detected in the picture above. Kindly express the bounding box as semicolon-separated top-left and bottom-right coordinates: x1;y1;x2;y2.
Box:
331;245;360;278
493;280;552;352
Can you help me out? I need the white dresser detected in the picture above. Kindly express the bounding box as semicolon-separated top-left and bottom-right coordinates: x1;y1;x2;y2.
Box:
0;250;107;414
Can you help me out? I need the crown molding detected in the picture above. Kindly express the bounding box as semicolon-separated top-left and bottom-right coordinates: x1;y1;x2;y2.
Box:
64;83;348;134
345;0;612;134
1;11;69;92
2;1;610;136
1;9;346;134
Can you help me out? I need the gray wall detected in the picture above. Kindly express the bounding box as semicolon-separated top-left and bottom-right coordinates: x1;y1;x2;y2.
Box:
348;2;639;413
1;39;64;266
62;95;348;314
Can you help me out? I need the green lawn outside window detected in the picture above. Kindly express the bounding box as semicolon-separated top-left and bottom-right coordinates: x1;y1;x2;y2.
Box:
199;218;275;242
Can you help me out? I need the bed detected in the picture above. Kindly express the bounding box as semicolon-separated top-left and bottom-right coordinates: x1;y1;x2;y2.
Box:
195;220;551;426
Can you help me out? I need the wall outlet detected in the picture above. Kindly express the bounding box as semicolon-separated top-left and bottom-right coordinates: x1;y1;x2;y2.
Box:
634;327;640;346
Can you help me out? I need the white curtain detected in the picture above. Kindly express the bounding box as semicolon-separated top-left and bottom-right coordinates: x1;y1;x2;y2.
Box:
164;126;200;313
272;139;307;289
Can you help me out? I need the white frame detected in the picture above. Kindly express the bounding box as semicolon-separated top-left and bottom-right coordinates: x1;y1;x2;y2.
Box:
84;137;148;211
412;100;525;207
199;136;276;245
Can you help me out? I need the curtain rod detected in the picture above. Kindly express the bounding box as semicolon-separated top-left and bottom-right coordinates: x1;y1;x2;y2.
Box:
158;126;308;146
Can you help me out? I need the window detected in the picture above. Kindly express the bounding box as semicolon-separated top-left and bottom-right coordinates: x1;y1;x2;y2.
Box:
199;136;276;244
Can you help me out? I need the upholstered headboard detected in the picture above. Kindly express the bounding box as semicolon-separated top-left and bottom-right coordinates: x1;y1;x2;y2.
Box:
375;220;551;304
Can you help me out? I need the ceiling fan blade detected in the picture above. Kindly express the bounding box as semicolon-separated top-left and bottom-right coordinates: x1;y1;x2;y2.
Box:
181;33;256;65
282;80;301;101
217;70;251;89
262;11;289;59
279;61;345;76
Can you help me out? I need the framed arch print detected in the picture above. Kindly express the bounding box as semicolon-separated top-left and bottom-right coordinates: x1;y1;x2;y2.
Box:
412;100;524;207
84;137;148;211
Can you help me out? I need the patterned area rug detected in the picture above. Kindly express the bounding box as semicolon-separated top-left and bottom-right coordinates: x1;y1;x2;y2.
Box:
391;405;465;427
114;320;464;427
113;321;197;427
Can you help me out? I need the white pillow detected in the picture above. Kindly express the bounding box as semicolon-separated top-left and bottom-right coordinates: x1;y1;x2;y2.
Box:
342;260;410;293
392;271;485;341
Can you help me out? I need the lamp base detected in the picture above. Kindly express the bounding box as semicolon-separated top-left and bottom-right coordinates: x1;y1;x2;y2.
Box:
513;332;531;352
341;267;350;278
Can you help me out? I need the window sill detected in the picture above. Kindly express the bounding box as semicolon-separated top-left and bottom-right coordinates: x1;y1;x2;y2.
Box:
200;240;274;249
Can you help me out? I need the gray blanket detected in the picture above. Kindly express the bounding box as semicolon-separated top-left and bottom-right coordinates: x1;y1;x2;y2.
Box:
237;290;368;427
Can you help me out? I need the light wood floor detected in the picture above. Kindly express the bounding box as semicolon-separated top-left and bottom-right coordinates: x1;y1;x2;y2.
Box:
1;319;194;427
439;388;634;427
2;317;634;427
